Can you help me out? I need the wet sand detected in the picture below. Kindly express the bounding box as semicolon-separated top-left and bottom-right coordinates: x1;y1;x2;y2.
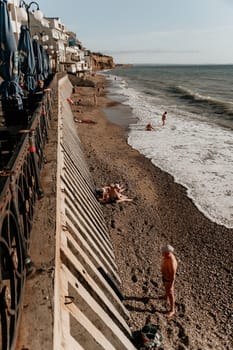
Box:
70;73;232;350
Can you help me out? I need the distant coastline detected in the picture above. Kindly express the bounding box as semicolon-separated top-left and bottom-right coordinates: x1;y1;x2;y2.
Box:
115;63;134;68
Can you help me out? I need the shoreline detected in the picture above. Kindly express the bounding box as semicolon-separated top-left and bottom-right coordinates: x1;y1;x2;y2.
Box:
70;73;232;349
104;78;232;230
105;70;233;230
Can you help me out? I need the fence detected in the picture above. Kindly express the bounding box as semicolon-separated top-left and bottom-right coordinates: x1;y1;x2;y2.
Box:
0;81;55;350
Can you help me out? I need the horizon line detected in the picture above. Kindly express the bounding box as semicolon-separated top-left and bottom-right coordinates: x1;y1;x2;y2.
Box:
114;62;233;66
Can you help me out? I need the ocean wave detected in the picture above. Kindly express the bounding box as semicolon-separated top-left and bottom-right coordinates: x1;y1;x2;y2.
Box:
171;85;233;116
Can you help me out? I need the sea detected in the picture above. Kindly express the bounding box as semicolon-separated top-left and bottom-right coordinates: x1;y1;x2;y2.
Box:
103;65;233;229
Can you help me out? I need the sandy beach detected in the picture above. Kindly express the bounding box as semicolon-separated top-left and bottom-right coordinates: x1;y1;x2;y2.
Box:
69;73;232;350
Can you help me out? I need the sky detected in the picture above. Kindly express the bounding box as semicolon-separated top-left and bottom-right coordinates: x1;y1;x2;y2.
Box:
37;0;233;64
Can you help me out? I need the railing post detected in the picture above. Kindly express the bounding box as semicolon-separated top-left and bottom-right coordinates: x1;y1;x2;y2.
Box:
29;130;44;199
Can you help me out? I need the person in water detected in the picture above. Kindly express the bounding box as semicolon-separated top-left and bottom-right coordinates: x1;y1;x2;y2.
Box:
162;111;167;126
146;123;154;131
160;244;178;318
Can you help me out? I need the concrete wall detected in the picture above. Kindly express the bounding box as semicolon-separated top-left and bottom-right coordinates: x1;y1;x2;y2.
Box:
53;76;136;349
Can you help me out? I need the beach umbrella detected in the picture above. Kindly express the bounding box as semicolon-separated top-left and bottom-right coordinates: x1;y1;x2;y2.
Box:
45;50;52;76
0;0;24;110
18;25;37;92
40;46;49;80
32;38;44;81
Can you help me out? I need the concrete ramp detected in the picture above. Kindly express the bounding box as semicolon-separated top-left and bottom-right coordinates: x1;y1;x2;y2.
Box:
54;76;136;349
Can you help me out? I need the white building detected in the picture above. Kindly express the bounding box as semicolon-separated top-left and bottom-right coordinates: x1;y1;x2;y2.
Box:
7;1;92;75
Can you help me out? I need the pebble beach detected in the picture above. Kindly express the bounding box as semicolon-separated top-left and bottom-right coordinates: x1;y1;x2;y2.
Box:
69;73;232;350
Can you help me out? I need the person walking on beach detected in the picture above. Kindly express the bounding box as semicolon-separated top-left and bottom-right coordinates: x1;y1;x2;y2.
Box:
93;93;97;106
160;244;178;318
162;111;167;126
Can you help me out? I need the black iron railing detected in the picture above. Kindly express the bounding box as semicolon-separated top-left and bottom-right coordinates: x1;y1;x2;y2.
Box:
0;80;55;350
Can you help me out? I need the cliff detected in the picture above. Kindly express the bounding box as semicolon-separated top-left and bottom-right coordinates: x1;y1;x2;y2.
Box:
91;53;115;71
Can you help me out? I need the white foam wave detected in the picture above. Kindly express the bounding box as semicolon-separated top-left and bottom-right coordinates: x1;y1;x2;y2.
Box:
177;85;233;108
107;75;233;228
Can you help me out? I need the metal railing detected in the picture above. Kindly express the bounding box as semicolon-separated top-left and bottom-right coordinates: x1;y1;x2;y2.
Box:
0;81;55;350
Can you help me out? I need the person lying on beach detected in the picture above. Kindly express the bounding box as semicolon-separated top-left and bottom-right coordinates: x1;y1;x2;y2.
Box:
113;183;126;193
67;97;74;105
160;244;178;318
96;183;124;197
146;123;155;131
74;118;96;124
74;99;81;105
96;183;132;204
